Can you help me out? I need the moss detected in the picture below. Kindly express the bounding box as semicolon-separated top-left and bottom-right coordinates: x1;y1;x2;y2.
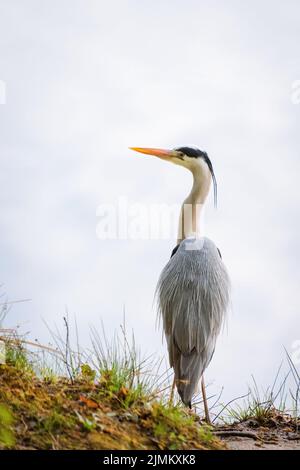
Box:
0;363;224;450
0;403;15;448
40;410;75;433
80;364;96;383
141;402;223;450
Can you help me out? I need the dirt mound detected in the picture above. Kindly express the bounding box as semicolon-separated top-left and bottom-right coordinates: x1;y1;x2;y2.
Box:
0;364;224;450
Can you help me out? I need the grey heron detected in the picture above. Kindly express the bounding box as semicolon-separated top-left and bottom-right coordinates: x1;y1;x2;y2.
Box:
130;146;230;423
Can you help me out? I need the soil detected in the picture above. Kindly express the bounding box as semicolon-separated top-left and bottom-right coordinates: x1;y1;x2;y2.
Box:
214;417;300;450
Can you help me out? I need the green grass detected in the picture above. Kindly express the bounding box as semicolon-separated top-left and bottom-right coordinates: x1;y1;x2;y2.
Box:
5;342;33;373
0;316;224;450
0;311;299;449
219;365;292;425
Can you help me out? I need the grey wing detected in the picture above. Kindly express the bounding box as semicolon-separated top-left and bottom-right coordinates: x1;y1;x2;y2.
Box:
163;278;220;405
157;237;230;405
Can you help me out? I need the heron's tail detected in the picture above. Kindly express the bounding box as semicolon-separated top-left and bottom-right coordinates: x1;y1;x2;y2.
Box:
172;345;204;407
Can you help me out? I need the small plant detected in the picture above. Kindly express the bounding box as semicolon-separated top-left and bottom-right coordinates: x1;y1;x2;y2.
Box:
40;366;57;384
5;342;33;374
221;367;289;425
41;411;71;433
80;364;96;383
90;321;162;408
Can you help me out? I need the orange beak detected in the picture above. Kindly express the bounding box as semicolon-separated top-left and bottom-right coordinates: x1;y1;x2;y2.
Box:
129;147;177;160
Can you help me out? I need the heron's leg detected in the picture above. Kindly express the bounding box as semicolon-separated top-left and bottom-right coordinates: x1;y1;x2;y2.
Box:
201;376;211;425
169;377;176;405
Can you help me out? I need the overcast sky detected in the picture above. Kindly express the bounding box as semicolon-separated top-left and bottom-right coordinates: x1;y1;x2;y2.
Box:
0;0;299;406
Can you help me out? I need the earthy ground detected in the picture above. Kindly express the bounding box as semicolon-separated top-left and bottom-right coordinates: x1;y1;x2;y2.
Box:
0;363;299;450
215;415;300;450
0;364;224;450
227;439;299;450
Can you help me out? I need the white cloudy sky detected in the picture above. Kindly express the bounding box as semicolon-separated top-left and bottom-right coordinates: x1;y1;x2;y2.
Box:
0;0;299;405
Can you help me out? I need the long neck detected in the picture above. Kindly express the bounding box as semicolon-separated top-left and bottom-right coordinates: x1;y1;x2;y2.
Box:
177;167;211;244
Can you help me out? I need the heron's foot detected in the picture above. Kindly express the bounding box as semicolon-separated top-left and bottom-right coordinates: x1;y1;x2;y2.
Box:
204;413;212;426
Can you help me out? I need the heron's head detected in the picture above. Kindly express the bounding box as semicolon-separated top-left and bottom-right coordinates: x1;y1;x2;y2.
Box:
130;146;217;206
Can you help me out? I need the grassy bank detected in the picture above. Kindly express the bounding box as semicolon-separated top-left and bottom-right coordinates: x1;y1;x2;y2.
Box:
0;363;223;450
0;319;299;450
0;323;225;450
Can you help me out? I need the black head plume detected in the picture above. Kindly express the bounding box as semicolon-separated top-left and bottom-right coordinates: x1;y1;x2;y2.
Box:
175;147;218;208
